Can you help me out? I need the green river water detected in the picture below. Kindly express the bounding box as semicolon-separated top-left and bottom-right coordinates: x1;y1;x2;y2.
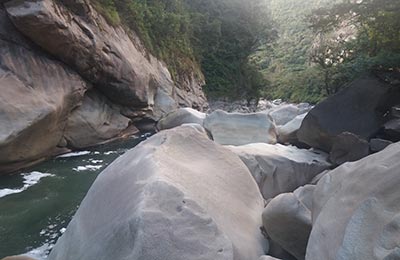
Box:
0;134;149;259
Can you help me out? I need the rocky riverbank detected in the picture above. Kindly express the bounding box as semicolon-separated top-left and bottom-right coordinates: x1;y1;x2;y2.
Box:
0;0;208;175
4;72;399;260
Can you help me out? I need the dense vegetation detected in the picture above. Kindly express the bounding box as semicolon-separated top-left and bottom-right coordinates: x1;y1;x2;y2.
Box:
253;0;400;103
92;0;272;100
91;0;399;103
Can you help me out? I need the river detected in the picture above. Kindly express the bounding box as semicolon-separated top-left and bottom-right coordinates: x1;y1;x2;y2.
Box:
0;134;150;259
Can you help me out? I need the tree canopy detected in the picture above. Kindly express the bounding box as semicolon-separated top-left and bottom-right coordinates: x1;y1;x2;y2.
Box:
91;0;273;100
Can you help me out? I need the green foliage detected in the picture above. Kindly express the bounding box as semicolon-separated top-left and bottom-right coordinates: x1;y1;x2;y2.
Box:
252;0;400;103
93;0;121;25
308;0;400;95
89;0;271;100
251;0;341;103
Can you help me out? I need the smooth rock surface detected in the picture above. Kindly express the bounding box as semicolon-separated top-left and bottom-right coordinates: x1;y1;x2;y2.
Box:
204;110;277;146
227;143;330;199
157;108;206;130
0;8;87;173
383;118;400;141
369;138;393;153
5;0;207;119
328;132;370;165
277;113;307;145
1;256;37;260
297;75;399;152
64;90;137;149
306;142;400;260
259;256;282;260
263;185;314;260
269;104;304;126
49;125;266;260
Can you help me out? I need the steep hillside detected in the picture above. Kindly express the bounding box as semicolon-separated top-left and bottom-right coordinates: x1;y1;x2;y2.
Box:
252;0;339;103
0;0;207;174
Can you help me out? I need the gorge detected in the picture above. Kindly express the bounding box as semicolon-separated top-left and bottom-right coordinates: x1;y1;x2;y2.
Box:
1;0;400;259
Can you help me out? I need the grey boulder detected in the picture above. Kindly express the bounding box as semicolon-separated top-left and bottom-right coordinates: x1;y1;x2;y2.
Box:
157;108;206;130
369;138;393;153
64;90;137;149
227;143;330;199
328;132;370;165
0;8;87;174
259;256;282;260
262;185;314;260
383;118;400;141
49;125;266;260
306;142;400;260
204;110;277;146
297;75;399;152
277;113;307;145
269;104;307;126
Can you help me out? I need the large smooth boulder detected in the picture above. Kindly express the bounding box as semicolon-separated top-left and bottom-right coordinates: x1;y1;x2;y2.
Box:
269;104;305;126
297;75;400;152
157;108;206;130
63;90;137;149
204;110;277;146
277;113;307;145
306;142;400;260
227;143;330;199
5;0;207;119
262;185;314;260
328;132;370;165
49;125;266;260
0;8;87;174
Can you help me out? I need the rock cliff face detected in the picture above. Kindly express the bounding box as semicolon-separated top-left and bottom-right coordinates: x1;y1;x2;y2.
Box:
0;0;207;174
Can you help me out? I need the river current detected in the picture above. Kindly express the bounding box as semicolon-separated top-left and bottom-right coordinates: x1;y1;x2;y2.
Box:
0;134;149;258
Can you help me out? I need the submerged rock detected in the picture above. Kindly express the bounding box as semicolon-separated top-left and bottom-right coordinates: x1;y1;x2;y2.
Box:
306;142;400;260
48;125;266;260
204;110;277;146
227;143;330;199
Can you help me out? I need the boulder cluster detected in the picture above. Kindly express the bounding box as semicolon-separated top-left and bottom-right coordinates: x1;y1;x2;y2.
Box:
33;72;400;260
